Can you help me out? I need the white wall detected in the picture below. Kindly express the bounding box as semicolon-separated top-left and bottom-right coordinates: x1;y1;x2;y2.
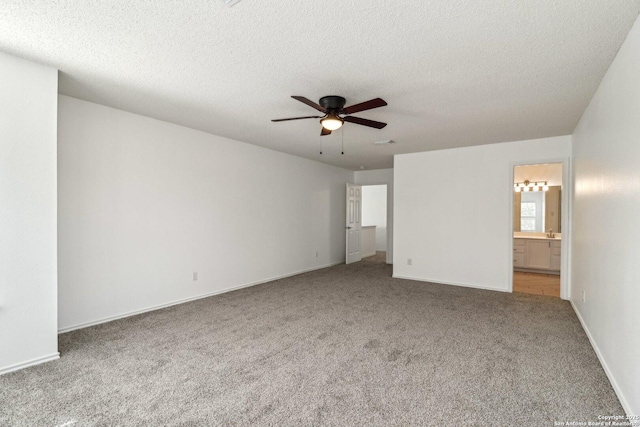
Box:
354;169;393;263
58;96;353;331
0;53;59;374
361;185;387;251
394;136;571;292
571;14;640;416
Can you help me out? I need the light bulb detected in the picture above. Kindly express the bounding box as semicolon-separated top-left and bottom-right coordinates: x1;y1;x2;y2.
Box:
515;186;521;192
320;115;344;131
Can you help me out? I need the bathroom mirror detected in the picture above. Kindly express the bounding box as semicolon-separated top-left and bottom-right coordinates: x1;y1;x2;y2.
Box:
513;187;561;233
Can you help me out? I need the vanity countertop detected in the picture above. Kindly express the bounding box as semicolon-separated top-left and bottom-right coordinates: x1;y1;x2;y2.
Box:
515;235;561;240
514;232;561;240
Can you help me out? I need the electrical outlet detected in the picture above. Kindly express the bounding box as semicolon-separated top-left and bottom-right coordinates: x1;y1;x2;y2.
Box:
407;258;412;266
582;290;586;303
193;272;198;281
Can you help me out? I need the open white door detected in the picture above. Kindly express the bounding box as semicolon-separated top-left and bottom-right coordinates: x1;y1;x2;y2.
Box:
346;183;362;264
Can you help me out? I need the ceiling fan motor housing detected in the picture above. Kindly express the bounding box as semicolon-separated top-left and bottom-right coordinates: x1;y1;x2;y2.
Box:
319;96;346;112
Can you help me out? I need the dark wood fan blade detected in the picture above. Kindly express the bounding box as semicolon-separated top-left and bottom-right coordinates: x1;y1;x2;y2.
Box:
343;116;387;129
271;115;323;122
292;96;327;113
342;98;387;115
321;127;332;136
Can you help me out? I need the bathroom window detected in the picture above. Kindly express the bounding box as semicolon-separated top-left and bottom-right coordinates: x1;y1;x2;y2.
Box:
521;202;536;231
520;191;545;232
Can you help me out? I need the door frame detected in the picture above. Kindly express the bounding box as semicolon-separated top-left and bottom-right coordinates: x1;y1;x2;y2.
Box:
509;157;572;300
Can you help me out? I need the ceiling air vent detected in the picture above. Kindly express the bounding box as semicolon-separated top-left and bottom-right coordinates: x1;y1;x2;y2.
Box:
373;140;394;145
223;0;242;6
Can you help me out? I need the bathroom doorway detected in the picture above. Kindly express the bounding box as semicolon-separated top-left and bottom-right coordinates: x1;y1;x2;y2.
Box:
511;162;567;298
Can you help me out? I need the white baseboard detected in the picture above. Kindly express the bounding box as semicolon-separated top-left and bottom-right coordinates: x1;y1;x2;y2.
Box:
570;300;634;417
58;261;343;334
362;251;377;258
392;274;509;293
0;352;60;376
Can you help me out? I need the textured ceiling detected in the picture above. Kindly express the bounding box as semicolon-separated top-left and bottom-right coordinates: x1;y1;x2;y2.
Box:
1;1;639;170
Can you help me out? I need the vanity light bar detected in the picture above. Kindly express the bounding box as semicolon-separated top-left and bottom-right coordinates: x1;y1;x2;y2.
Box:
514;180;549;192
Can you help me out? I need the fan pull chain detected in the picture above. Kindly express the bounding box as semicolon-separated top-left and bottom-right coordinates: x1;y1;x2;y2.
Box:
341;127;344;155
320;133;323;155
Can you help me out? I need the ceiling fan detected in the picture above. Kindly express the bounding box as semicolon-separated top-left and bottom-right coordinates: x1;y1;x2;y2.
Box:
272;95;387;136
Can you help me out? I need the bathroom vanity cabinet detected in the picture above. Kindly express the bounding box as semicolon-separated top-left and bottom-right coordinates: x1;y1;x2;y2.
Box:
514;237;561;274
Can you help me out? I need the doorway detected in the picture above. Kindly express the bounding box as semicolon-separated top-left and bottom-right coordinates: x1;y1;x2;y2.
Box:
361;185;387;261
345;182;391;265
511;162;568;298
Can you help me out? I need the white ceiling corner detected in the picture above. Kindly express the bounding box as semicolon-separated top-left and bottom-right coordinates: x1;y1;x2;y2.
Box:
1;1;639;170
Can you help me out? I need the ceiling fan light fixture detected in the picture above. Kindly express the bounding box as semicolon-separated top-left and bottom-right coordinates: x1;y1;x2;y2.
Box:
320;115;344;131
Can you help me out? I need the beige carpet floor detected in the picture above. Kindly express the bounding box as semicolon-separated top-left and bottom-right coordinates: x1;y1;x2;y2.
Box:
0;252;623;426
